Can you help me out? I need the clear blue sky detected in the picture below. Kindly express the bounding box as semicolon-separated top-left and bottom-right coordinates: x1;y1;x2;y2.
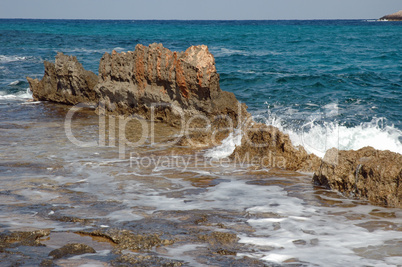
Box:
0;0;400;20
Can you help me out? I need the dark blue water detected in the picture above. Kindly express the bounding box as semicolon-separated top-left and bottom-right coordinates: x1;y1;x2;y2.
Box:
1;19;401;155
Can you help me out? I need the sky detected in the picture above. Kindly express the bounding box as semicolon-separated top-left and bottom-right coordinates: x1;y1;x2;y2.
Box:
0;0;400;20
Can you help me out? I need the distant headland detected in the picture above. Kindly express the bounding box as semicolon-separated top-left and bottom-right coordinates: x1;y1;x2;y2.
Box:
379;10;402;21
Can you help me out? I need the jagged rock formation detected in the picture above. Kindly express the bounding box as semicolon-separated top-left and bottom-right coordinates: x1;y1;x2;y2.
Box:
231;122;321;172
95;43;248;128
27;53;98;105
27;44;248;132
313;147;402;208
379;10;402;21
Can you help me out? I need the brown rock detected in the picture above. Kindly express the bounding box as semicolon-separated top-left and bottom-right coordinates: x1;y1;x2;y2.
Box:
112;254;183;266
27;44;249;146
198;231;239;256
313;147;402;207
0;229;51;249
48;243;96;259
77;228;169;251
230;122;321;172
27;52;98;105
95;43;248;128
379;10;402;21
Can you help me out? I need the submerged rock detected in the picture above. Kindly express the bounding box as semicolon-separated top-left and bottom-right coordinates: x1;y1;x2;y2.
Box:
27;53;98;105
48;243;96;259
313;147;402;208
379;10;402;21
112;254;184;266
0;229;51;249
198;231;239;256
77;228;172;251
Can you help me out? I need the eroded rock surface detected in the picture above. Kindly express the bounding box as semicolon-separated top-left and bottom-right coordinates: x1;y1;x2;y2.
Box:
27;53;98;105
231;122;321;172
96;43;248;127
313;147;402;207
0;229;51;249
77;228;172;251
27;44;249;146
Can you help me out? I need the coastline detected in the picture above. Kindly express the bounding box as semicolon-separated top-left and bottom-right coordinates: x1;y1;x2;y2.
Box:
27;44;402;208
1;19;402;265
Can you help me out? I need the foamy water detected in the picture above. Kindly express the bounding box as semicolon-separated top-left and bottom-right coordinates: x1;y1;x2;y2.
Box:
261;102;402;158
0;100;401;266
0;87;33;100
204;127;243;159
203;108;402;161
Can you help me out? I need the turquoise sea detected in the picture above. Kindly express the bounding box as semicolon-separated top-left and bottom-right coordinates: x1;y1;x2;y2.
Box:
1;19;401;156
0;19;402;266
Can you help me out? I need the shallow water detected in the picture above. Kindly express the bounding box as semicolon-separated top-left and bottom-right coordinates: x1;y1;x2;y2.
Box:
1;99;401;266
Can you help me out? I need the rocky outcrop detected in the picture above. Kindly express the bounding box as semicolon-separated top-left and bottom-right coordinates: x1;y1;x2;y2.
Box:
27;53;98;105
379;10;402;21
313;147;402;208
95;43;247;127
231;124;402;208
27;44;248;131
230;122;321;172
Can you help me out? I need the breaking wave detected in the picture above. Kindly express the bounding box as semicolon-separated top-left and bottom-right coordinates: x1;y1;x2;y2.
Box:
0;88;33;100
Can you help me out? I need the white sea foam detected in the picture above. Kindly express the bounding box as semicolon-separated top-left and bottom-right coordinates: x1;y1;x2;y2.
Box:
287;118;401;157
204;102;401;160
9;80;21;86
263;103;402;157
239;187;402;266
204;127;242;159
0;55;28;63
0;88;33;100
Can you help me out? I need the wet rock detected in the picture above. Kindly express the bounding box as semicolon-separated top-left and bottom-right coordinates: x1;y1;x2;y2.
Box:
313;147;402;208
40;259;56;267
0;229;51;249
293;239;307;246
198;231;239;256
111;254;183;266
48;243;96;259
27;53;98;105
77;228;172;251
49;214;95;225
230;123;321;172
379;10;402;21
